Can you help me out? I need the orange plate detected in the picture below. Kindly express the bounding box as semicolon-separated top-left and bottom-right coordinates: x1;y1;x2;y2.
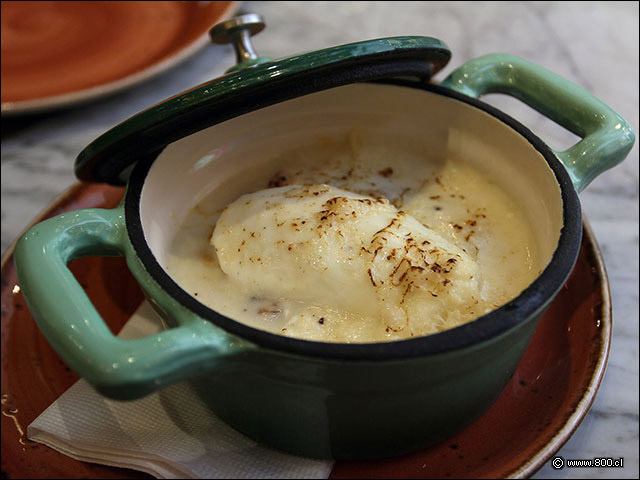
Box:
1;1;238;115
1;183;610;479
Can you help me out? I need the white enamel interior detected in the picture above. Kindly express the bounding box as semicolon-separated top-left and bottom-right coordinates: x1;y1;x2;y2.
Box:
139;83;563;275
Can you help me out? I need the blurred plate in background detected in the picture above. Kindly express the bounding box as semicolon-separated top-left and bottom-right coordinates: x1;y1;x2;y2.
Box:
1;1;238;116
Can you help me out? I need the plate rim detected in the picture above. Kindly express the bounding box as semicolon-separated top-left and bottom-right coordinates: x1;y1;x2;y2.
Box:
0;1;239;116
1;183;612;479
511;216;611;478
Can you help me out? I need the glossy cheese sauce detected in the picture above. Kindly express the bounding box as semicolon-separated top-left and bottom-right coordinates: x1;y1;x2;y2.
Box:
165;132;541;342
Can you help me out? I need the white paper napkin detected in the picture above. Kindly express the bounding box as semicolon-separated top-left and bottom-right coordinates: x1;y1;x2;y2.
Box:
27;301;334;479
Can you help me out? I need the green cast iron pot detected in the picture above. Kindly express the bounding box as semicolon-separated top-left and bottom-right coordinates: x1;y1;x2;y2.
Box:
14;33;634;460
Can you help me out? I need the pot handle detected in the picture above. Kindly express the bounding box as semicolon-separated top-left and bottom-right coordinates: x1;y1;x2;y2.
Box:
14;205;244;400
439;54;635;192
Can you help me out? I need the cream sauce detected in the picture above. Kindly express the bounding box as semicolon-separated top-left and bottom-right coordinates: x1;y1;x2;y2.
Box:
165;132;541;343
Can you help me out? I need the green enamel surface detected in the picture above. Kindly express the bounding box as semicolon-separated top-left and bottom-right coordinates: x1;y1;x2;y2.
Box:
188;303;545;459
126;35;445;122
21;49;634;457
440;54;635;192
75;36;449;183
12;198;554;458
12;201;552;458
225;56;272;73
13;204;248;400
13;198;553;458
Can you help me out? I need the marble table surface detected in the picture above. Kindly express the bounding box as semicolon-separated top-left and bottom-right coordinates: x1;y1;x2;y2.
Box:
1;1;637;478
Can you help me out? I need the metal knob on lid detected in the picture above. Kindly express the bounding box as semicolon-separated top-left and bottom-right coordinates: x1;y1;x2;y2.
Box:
209;13;270;71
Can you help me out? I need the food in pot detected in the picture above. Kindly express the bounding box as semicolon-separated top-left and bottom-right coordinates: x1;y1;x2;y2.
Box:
166;132;541;342
214;184;481;338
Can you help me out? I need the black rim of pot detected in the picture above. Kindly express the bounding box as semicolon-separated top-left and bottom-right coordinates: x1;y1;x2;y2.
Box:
124;81;582;360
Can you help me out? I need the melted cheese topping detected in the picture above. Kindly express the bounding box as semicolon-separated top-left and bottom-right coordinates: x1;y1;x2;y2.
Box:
165;132;540;343
213;185;482;338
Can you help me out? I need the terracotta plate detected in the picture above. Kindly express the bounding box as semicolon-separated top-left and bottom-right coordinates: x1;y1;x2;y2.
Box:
1;183;610;479
0;1;238;116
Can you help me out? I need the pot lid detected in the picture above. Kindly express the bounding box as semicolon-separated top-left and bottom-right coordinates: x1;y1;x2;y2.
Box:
75;14;451;185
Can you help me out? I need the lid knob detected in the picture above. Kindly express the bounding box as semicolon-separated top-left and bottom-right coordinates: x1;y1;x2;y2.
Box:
209;13;270;71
